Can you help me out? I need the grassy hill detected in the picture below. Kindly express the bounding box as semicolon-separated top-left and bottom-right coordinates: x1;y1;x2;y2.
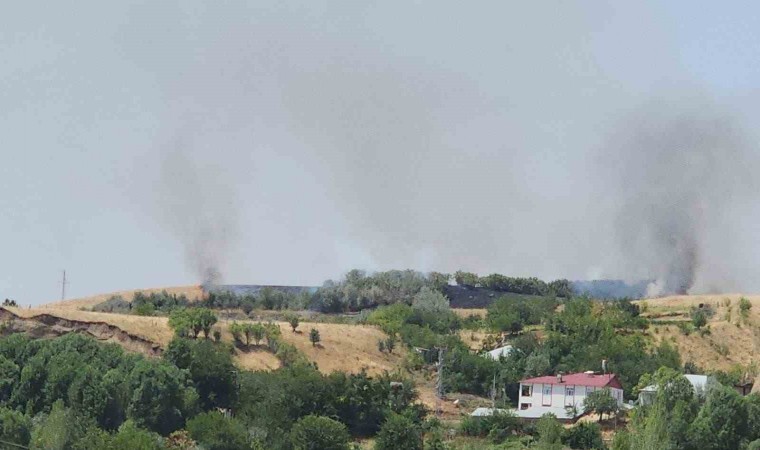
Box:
638;294;760;376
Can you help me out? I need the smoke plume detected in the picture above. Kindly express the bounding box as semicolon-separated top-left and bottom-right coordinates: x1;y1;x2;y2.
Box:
156;142;240;288
602;100;757;296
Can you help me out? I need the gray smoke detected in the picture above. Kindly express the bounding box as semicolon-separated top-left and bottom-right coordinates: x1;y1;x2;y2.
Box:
602;100;757;296
156;140;240;288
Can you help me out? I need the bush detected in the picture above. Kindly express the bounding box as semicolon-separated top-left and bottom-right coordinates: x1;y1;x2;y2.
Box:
187;412;251;450
374;413;422;450
562;422;605;449
310;328;321;347
459;411;520;439
740;297;752;317
290;415;350;450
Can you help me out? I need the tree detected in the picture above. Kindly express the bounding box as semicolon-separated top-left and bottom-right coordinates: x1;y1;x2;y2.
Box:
187;411;252;450
29;400;87;450
536;413;563;450
310;328;321;347
250;323;266;346
583;388;618;421
688;385;747;450
287;314;300;332
110;420;163;450
691;309;707;329
412;287;450;314
562;422;605;449
168;309;192;337
0;407;31;448
454;271;479;288
524;352;551;377
126;361;188;435
740;297;753;318
374;413;422;450
385;337;396;354
290;415;350;450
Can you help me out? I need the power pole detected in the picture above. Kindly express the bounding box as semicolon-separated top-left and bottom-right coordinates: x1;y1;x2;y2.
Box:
491;371;497;408
60;270;68;301
436;347;445;417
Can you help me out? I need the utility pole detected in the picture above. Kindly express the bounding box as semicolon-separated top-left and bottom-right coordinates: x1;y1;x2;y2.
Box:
436;347;445;417
491;371;497;408
60;270;68;301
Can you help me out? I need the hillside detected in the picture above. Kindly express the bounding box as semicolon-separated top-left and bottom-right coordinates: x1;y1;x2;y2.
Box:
40;285;206;310
638;294;760;374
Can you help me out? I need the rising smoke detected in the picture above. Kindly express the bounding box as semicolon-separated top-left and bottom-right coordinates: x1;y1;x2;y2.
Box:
156;140;240;288
602;100;758;296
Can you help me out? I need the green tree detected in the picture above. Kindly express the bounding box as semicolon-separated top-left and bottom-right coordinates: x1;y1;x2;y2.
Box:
126;361;188;435
290;415;350;450
691;309;707;329
374;413;422;450
740;297;752;318
583;388;618;421
453;271;479;288
310;328;321;347
110;420;164;450
562;422;605;449
168;309;192;337
287;314;300;332
688;385;747;450
385;337;396;354
250;323;266;346
412;287;450;314
0;354;19;402
187;411;252;450
29;400;87;450
0;407;31;448
535;413;563;450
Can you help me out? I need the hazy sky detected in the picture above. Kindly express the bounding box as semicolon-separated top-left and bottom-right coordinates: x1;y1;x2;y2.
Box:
3;2;760;304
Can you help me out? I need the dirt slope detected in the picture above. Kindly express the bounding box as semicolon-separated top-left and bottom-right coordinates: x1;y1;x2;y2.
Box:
640;294;760;372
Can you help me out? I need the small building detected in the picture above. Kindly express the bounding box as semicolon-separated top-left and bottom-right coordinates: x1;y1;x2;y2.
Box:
638;374;715;406
516;372;624;421
483;345;513;360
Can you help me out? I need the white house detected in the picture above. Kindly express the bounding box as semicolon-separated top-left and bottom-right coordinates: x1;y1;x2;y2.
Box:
638;374;715;406
516;372;624;421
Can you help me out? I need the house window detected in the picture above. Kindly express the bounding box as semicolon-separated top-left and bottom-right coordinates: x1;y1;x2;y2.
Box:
520;403;531;410
521;385;532;397
542;384;552;406
565;386;575;407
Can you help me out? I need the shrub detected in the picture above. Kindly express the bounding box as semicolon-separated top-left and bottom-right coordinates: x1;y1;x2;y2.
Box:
290;415;350;450
375;413;422;450
310;328;321;347
562;422;605;449
187;412;251;450
740;297;752;318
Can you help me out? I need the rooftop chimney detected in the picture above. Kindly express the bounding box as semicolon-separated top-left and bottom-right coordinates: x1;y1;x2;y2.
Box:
557;373;563;383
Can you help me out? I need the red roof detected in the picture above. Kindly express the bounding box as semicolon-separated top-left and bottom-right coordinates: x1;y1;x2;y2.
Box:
521;372;622;389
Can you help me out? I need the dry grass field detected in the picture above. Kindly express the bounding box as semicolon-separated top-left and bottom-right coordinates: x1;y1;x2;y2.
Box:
641;294;760;374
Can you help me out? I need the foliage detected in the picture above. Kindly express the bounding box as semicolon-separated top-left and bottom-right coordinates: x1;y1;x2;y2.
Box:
691;308;707;329
535;413;563;450
290;414;351;450
0;406;31;447
562;422;605;449
688;385;747;450
165;338;236;410
168;308;218;338
310;328;321;346
374;413;422;450
187;411;252;450
459;411;521;439
486;295;557;334
583;388;618;421
412;287;450;314
109;420;164;450
740;297;752;318
286;313;300;332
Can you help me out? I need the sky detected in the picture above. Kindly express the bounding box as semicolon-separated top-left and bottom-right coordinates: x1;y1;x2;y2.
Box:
3;2;760;304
